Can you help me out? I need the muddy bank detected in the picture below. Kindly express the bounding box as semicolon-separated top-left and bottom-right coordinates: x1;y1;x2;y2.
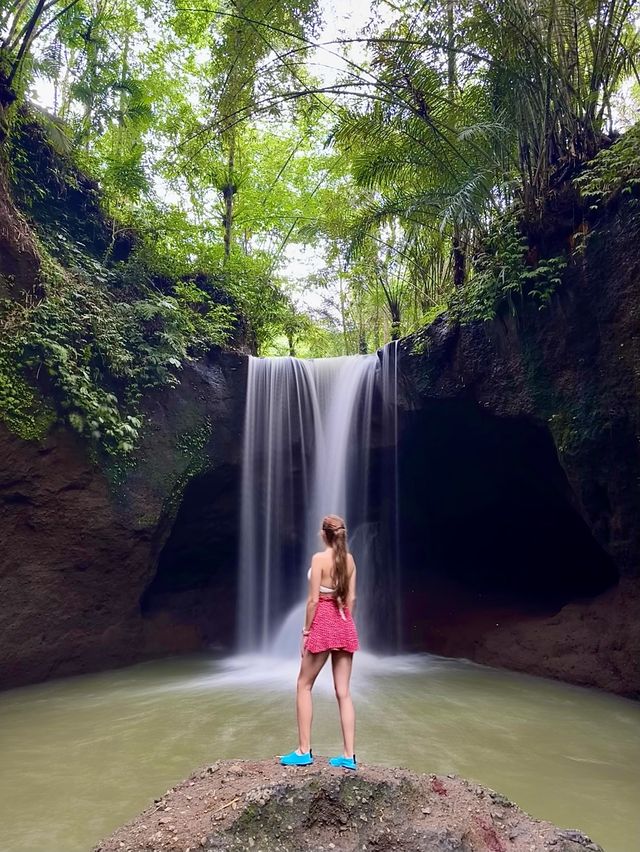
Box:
94;759;604;852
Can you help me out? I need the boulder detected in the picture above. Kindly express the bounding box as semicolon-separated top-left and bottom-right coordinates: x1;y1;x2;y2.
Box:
93;759;605;852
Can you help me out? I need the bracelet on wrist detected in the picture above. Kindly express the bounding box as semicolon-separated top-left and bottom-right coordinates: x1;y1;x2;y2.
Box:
302;629;310;636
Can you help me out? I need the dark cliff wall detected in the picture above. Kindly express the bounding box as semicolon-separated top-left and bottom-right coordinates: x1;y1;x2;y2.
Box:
0;352;247;690
398;198;640;696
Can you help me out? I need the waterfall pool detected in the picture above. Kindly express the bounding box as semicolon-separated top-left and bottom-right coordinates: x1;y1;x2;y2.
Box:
1;652;638;852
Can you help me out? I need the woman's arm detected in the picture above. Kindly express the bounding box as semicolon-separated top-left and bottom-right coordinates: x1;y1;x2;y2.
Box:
303;554;322;632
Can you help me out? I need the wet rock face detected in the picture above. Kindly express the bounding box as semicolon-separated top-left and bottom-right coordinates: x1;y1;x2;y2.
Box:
0;351;247;690
140;461;241;648
398;199;640;696
93;759;605;852
402;202;640;580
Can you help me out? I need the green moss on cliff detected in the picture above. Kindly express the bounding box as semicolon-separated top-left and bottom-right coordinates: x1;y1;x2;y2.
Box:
0;343;55;440
162;422;214;519
448;213;569;324
447;125;640;326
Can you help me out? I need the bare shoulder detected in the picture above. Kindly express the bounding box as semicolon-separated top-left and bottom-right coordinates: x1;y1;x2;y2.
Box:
310;552;326;566
347;553;357;573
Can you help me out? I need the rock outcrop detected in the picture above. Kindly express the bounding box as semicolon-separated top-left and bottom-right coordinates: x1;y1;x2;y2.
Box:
398;197;640;696
93;759;605;852
0;351;246;690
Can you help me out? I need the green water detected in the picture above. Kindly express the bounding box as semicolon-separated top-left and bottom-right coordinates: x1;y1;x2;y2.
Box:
0;652;638;852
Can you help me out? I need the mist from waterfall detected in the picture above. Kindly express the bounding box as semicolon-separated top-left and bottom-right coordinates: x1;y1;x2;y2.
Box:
238;348;401;654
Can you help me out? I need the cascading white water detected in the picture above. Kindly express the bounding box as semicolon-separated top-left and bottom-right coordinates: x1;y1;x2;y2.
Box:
238;349;400;655
380;340;402;646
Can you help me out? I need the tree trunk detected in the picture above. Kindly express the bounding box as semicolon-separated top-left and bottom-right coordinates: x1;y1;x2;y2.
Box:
81;22;97;150
7;0;47;87
447;0;456;97
452;230;465;289
223;130;236;262
390;302;401;340
338;273;349;355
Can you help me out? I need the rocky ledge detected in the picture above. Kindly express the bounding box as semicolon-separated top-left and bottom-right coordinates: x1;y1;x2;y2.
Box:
94;759;603;852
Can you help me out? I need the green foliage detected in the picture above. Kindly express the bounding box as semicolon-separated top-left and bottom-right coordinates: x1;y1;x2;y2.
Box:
320;0;639;341
175;418;212;459
2;0;638;362
466;0;640;213
0;240;234;453
0;341;55;440
6;108;111;256
574;124;640;206
449;215;567;323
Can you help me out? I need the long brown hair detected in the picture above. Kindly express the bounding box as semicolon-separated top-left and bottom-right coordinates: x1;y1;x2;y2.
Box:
322;514;349;604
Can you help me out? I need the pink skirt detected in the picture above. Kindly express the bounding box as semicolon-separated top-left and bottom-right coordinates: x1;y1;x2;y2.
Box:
305;597;359;654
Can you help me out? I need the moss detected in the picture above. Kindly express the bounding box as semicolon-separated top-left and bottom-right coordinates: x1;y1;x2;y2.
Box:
410;326;435;358
162;457;208;519
520;333;611;458
147;417;214;511
6;106;111;257
101;449;139;490
547;409;582;455
518;333;561;419
210;775;414;852
0;346;55;441
337;776;387;808
175;417;213;460
548;397;611;457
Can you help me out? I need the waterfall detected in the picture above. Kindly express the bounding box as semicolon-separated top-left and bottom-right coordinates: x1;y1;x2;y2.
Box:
238;349;400;654
380;340;402;646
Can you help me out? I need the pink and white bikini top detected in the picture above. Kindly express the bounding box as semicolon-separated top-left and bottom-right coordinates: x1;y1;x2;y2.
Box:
307;566;336;595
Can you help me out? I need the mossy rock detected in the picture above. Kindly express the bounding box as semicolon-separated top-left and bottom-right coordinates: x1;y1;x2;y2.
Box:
0;348;55;441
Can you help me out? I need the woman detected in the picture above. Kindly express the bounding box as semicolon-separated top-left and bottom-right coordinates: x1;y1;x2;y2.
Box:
280;514;359;770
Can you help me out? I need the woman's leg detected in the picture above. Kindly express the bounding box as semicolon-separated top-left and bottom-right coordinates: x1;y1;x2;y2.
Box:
296;650;329;753
331;651;355;757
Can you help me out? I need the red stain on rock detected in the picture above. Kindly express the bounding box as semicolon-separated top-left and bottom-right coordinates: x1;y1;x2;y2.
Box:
474;815;506;852
430;778;448;796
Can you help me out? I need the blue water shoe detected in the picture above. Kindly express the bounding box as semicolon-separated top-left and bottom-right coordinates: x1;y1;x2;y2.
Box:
328;754;357;770
280;748;313;766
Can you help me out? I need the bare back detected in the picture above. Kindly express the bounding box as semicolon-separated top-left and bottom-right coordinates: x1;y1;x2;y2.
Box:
310;549;356;601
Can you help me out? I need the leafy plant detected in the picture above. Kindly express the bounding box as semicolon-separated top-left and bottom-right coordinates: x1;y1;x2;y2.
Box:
0;242;234;453
449;214;567;322
0;336;55;440
574;124;640;206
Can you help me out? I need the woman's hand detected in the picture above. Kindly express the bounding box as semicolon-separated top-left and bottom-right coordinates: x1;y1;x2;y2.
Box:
300;629;310;657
